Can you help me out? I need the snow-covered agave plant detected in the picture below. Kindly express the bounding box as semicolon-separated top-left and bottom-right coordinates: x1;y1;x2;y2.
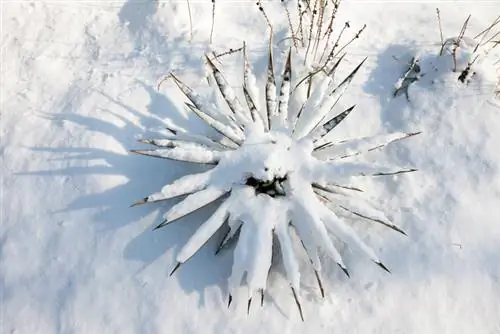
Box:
131;0;419;321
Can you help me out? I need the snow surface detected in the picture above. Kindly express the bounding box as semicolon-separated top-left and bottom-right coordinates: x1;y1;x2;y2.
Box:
2;1;500;333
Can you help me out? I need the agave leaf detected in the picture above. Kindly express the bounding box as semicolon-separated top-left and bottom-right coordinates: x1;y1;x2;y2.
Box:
170;73;239;128
246;219;274;297
275;48;292;128
293;75;332;138
320;203;391;273
265;35;277;130
243;87;265;130
291;195;348;274
314;186;406;236
243;43;266;129
139;134;236;151
314;161;417;182
319;202;381;263
176;201;230;263
169;262;182;276
291;287;305;321
339;205;407;235
185;103;244;146
314;269;325;298
311;182;362;197
292;223;321;271
137;138;222;151
205;55;252;127
314;131;422;160
161;123;237;149
131;169;214;207
215;221;242;254
310;105;355;143
205;67;243;126
275;221;301;291
300;58;367;139
130;145;223;164
156;187;229;229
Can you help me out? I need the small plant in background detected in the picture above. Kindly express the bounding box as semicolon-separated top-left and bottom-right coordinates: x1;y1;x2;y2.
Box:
132;0;419;321
393;57;422;100
394;11;500;100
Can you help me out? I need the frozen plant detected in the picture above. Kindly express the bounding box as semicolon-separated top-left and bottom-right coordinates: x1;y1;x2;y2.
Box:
131;0;419;321
394;12;500;100
393;57;422;101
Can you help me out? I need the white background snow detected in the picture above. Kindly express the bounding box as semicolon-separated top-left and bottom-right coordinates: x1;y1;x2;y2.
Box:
2;0;500;333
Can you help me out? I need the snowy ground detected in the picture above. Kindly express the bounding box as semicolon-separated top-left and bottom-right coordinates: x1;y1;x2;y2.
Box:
2;1;500;333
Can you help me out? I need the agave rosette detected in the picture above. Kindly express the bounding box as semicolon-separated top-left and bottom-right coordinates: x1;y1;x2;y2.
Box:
131;0;419;321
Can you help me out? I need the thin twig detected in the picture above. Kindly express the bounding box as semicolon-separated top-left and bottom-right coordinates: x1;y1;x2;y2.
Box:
298;2;306;46
333;24;365;58
483;36;500;54
186;0;193;42
210;0;216;44
157;73;172;91
473;15;500;39
474;19;500;52
283;2;299;50
320;21;349;66
319;0;341;63
212;46;244;60
304;0;319;65
256;0;273;30
452;15;471;71
436;8;445;55
483;30;500;46
277;36;302;46
312;0;327;61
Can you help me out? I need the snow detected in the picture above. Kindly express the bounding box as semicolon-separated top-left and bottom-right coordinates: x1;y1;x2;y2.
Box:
2;1;500;333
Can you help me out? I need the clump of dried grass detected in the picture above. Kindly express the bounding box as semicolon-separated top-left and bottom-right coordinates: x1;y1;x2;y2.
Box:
274;0;366;72
177;0;367;101
394;11;499;99
437;12;499;81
